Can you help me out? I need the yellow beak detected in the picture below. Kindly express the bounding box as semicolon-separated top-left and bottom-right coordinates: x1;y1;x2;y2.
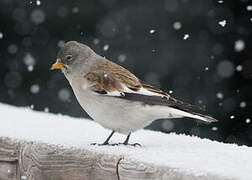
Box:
50;61;64;70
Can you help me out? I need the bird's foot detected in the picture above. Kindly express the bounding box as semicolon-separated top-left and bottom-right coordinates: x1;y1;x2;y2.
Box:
90;142;118;146
90;142;141;147
118;142;142;147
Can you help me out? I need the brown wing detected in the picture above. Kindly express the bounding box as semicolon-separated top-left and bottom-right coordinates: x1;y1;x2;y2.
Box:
92;58;141;88
87;58;170;97
84;70;124;94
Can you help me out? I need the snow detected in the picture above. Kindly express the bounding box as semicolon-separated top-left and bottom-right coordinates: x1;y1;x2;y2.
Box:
36;0;41;6
27;65;34;72
149;29;155;34
23;53;35;66
234;40;245;52
216;92;224;99
173;22;182;30
72;7;79;13
103;44;109;51
30;84;40;94
218;20;226;27
217;61;235;78
211;127;218;131
30;9;45;25
236;65;243;72
8;44;18;54
57;40;65;48
44;107;49;113
117;54;126;62
246;118;251;124
0;103;252;180
0;32;3;39
93;38;100;45
240;101;246;108
247;5;252;11
183;34;189;40
58;88;71;102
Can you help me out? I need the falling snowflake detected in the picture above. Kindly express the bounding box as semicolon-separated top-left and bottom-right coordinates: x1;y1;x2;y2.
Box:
246;118;251;124
24;53;36;70
30;84;40;94
183;34;189;40
218;20;226;27
72;7;79;13
30;9;45;25
44;107;49;113
216;92;224;99
118;54;126;62
240;101;246;108
149;29;155;34
162;120;174;131
27;65;34;72
211;127;218;131
58;88;71;102
8;44;18;54
247;5;252;11
236;65;243;72
173;22;182;30
57;40;65;48
217;0;224;3
93;38;100;45
230;115;235;119
169;90;173;94
0;32;3;39
234;40;245;52
103;44;109;51
217;61;235;78
36;0;41;6
205;67;209;71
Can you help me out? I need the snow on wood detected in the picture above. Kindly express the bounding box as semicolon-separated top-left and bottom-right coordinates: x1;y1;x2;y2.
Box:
0;103;251;180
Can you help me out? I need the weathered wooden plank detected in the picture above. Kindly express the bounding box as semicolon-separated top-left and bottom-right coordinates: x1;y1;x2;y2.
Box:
118;159;228;180
0;161;17;180
0;137;19;180
17;141;120;180
0;137;19;162
0;137;234;180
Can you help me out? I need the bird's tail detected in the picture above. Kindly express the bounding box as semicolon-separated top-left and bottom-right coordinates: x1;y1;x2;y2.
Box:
168;107;218;123
187;112;218;122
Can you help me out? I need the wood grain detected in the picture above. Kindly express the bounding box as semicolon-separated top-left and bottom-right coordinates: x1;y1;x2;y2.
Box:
0;137;231;180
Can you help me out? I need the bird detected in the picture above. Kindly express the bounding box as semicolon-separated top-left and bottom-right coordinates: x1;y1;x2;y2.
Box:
50;41;217;146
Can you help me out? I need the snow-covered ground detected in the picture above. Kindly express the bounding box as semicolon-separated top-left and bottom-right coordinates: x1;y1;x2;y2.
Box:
0;103;251;180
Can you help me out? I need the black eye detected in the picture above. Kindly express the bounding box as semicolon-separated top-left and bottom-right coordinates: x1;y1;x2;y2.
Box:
66;55;72;61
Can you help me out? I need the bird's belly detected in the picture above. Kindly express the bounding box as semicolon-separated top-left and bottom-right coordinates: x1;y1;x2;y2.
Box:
72;88;157;134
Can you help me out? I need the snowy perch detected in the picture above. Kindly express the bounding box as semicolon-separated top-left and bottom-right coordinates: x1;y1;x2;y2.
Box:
0;104;251;180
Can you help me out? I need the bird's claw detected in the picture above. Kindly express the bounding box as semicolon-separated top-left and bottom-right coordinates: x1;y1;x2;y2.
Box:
90;142;141;147
90;142;118;146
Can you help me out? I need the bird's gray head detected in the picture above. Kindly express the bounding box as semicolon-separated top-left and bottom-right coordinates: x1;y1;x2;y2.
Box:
50;41;95;74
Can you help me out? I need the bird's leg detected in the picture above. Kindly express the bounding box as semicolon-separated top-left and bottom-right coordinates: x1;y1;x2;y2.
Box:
91;130;115;146
102;130;115;145
121;133;141;147
122;133;131;145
